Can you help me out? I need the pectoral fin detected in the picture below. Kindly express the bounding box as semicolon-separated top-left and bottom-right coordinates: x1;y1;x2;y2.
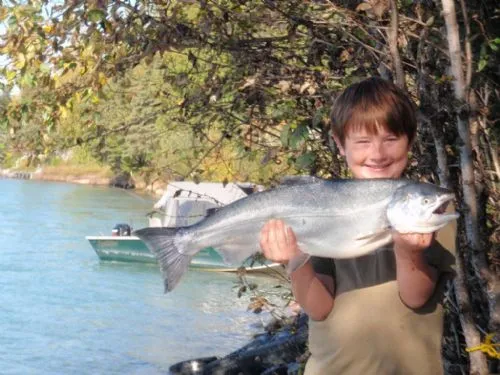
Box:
216;244;259;265
355;227;392;241
353;229;393;256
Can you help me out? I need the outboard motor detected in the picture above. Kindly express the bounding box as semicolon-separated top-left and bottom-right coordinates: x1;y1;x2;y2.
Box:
205;207;219;217
112;223;132;236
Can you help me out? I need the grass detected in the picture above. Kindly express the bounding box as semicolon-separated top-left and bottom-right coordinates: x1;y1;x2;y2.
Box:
41;163;113;178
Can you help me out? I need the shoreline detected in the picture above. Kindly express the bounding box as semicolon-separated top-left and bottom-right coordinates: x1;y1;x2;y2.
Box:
0;167;167;198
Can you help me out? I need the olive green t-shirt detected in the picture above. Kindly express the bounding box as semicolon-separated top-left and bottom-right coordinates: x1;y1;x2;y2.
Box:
305;220;457;375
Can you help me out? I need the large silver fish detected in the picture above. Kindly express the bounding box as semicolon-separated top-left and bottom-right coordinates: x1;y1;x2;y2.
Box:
135;178;459;292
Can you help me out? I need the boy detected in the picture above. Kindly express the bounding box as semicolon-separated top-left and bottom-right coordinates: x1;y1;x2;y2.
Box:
259;77;456;374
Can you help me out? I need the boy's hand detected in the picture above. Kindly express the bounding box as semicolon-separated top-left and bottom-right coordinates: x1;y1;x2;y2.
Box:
392;231;438;308
392;232;434;256
259;219;303;264
261;219;335;321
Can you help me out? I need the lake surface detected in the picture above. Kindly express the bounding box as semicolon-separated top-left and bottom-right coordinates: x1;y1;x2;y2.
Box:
0;179;288;374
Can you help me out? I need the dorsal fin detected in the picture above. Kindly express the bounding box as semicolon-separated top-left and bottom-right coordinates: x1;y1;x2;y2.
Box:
279;175;324;186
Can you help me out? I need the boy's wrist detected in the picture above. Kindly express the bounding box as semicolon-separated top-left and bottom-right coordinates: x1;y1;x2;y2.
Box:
394;245;438;277
289;259;314;279
394;245;428;265
393;232;434;255
394;243;426;258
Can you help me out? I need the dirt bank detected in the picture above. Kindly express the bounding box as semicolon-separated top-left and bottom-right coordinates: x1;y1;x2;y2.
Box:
1;167;167;198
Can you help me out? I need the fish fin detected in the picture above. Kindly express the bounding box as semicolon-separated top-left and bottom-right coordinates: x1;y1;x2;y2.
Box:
134;227;192;293
280;175;324;186
286;253;311;274
217;245;257;265
355;229;389;241
353;229;393;255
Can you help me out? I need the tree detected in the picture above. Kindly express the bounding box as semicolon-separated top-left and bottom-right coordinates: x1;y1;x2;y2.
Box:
0;91;10;164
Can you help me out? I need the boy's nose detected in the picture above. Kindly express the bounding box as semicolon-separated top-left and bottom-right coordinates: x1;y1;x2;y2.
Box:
370;142;387;160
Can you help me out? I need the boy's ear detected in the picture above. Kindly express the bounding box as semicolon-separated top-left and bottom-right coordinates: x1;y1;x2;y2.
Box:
408;136;416;151
332;134;345;156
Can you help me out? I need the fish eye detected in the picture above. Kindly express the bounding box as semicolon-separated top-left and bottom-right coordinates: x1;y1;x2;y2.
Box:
423;198;430;204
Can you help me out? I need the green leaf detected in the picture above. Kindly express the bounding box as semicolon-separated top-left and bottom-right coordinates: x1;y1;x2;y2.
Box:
7;15;17;27
280;123;290;147
88;9;106;23
288;122;309;150
20;73;35;87
40;63;51;73
295;152;316;170
6;70;17;82
312;109;324;128
478;58;488;72
345;66;358;75
15;53;26;69
480;43;488;57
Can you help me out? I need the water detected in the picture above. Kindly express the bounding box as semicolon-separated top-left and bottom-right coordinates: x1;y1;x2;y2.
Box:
0;179;287;374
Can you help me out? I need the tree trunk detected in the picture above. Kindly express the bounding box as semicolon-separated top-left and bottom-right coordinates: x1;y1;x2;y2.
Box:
440;0;497;373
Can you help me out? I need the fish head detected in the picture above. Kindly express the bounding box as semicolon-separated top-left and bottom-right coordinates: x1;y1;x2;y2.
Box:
386;182;459;233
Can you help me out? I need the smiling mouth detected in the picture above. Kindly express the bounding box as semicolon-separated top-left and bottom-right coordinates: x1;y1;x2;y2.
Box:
366;165;390;170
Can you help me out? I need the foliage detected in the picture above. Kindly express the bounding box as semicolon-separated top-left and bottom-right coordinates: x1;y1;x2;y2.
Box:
0;92;10;164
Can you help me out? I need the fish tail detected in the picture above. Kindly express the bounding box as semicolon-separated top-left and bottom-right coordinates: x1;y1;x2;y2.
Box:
134;227;193;293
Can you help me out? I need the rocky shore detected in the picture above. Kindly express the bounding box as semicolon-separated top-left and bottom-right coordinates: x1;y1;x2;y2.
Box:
169;313;309;375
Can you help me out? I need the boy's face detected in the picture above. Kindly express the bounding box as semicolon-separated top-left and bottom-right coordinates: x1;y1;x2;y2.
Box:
335;126;410;179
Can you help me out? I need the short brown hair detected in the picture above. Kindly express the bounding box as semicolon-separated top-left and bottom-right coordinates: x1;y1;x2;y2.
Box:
330;77;417;145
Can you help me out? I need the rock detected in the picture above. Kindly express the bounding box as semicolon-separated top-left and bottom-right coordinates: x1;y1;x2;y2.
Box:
169;313;309;375
109;173;135;189
168;357;218;375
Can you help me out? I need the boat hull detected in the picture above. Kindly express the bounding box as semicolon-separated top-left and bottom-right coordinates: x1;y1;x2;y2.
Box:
86;236;281;272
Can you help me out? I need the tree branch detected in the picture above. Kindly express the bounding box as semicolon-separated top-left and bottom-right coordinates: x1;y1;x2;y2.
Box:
458;0;473;93
388;0;406;91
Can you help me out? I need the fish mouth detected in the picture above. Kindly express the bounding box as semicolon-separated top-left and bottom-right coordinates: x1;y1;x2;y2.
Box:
405;193;459;233
429;193;459;222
